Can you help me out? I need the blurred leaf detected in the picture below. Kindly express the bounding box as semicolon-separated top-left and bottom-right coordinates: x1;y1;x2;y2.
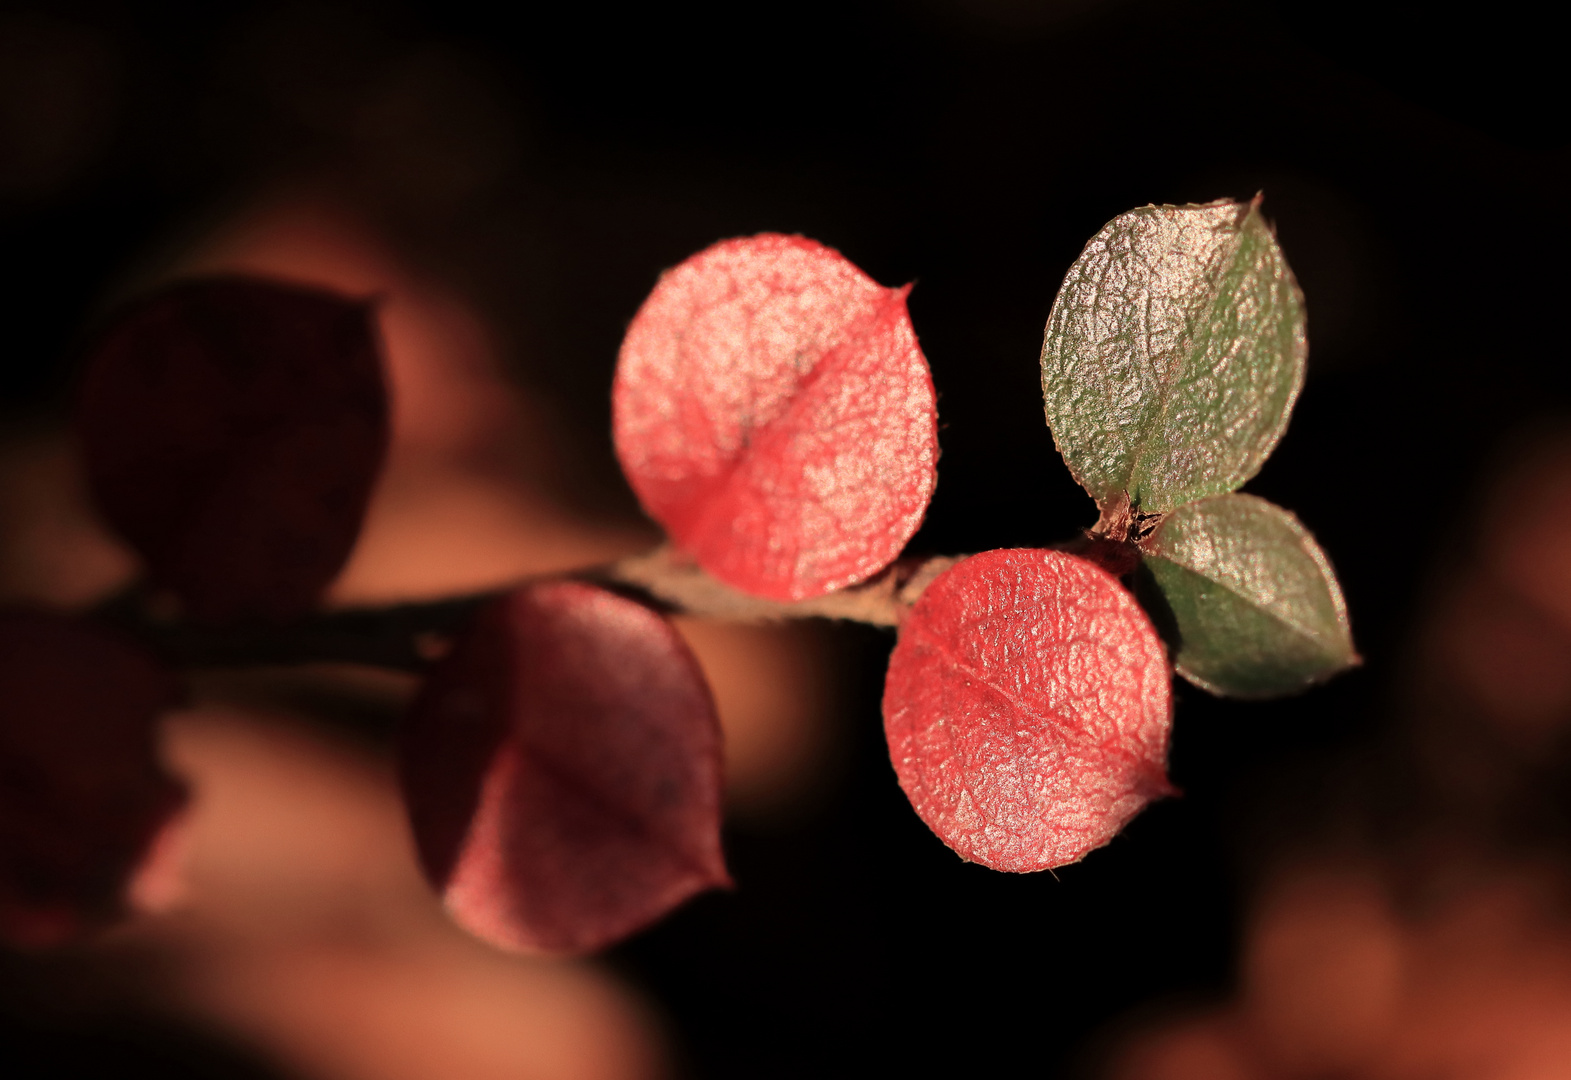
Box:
0;610;184;946
78;277;388;623
1040;199;1306;515
400;581;729;955
1139;494;1356;698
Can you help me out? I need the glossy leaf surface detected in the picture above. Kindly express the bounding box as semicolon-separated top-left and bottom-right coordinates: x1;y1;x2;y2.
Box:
613;234;939;601
78;277;388;622
883;549;1173;871
400;581;729;955
0;611;185;946
1040;199;1306;515
1139;494;1356;698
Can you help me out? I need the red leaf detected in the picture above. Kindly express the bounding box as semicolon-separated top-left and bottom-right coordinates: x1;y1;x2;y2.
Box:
882;549;1174;871
0;611;185;946
400;581;730;955
612;234;939;601
77;277;389;622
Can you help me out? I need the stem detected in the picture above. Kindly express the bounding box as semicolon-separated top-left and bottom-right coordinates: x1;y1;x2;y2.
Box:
599;547;957;629
93;546;961;674
94;589;488;673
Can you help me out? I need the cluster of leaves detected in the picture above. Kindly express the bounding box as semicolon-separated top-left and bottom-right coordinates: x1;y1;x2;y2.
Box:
0;199;1353;955
1041;199;1355;699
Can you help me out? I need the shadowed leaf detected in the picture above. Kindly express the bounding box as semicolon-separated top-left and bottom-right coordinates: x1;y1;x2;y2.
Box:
77;277;389;622
613;234;939;601
400;581;729;955
882;549;1173;872
0;610;185;946
1041;199;1305;515
1140;494;1356;698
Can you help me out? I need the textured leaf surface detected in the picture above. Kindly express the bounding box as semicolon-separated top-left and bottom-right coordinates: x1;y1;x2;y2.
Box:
400;581;729;955
1040;199;1306;515
613;234;938;601
1140;494;1356;698
78;277;388;622
0;611;185;946
883;549;1173;871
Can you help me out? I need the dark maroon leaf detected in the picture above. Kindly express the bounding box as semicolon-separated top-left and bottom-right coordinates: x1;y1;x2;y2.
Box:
0;610;185;946
400;581;729;955
77;277;389;622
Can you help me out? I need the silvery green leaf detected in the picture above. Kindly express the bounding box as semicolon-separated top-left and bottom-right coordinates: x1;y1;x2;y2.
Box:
1041;199;1306;516
1139;493;1356;698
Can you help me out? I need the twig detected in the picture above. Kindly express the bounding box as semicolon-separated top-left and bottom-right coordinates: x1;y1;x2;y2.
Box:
597;546;957;628
91;546;962;673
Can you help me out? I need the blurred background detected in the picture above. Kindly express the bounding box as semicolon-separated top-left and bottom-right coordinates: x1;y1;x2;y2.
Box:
0;0;1568;1077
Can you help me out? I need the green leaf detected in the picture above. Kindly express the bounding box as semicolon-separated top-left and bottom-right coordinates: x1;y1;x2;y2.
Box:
1138;493;1356;698
1040;199;1306;516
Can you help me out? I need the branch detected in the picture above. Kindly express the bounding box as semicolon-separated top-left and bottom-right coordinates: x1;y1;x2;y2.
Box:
598;546;957;628
92;546;962;673
93;588;487;672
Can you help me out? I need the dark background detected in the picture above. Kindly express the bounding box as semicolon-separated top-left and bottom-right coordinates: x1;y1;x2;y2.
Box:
1;1;1566;1076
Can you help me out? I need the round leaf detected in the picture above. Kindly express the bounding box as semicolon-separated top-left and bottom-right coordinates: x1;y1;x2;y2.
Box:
400;581;729;955
0;610;185;946
1040;199;1306;515
613;234;939;601
1139;493;1357;698
883;549;1174;872
78;277;389;622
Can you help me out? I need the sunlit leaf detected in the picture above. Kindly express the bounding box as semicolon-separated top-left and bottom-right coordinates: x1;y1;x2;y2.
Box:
1139;494;1356;698
882;549;1173;871
400;581;729;955
613;234;939;601
1040;199;1306;516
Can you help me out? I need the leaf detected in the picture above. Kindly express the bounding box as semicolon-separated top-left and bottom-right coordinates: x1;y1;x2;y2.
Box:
77;277;389;622
1138;493;1356;698
882;549;1173;872
613;234;939;601
1040;199;1306;516
399;581;730;955
0;610;185;946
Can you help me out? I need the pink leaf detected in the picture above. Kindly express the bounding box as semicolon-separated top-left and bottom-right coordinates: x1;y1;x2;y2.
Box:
613;234;939;601
882;549;1174;871
77;277;389;622
0;611;185;946
400;581;730;955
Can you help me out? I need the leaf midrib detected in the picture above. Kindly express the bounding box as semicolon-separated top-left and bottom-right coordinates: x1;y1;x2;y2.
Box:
1120;211;1252;511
